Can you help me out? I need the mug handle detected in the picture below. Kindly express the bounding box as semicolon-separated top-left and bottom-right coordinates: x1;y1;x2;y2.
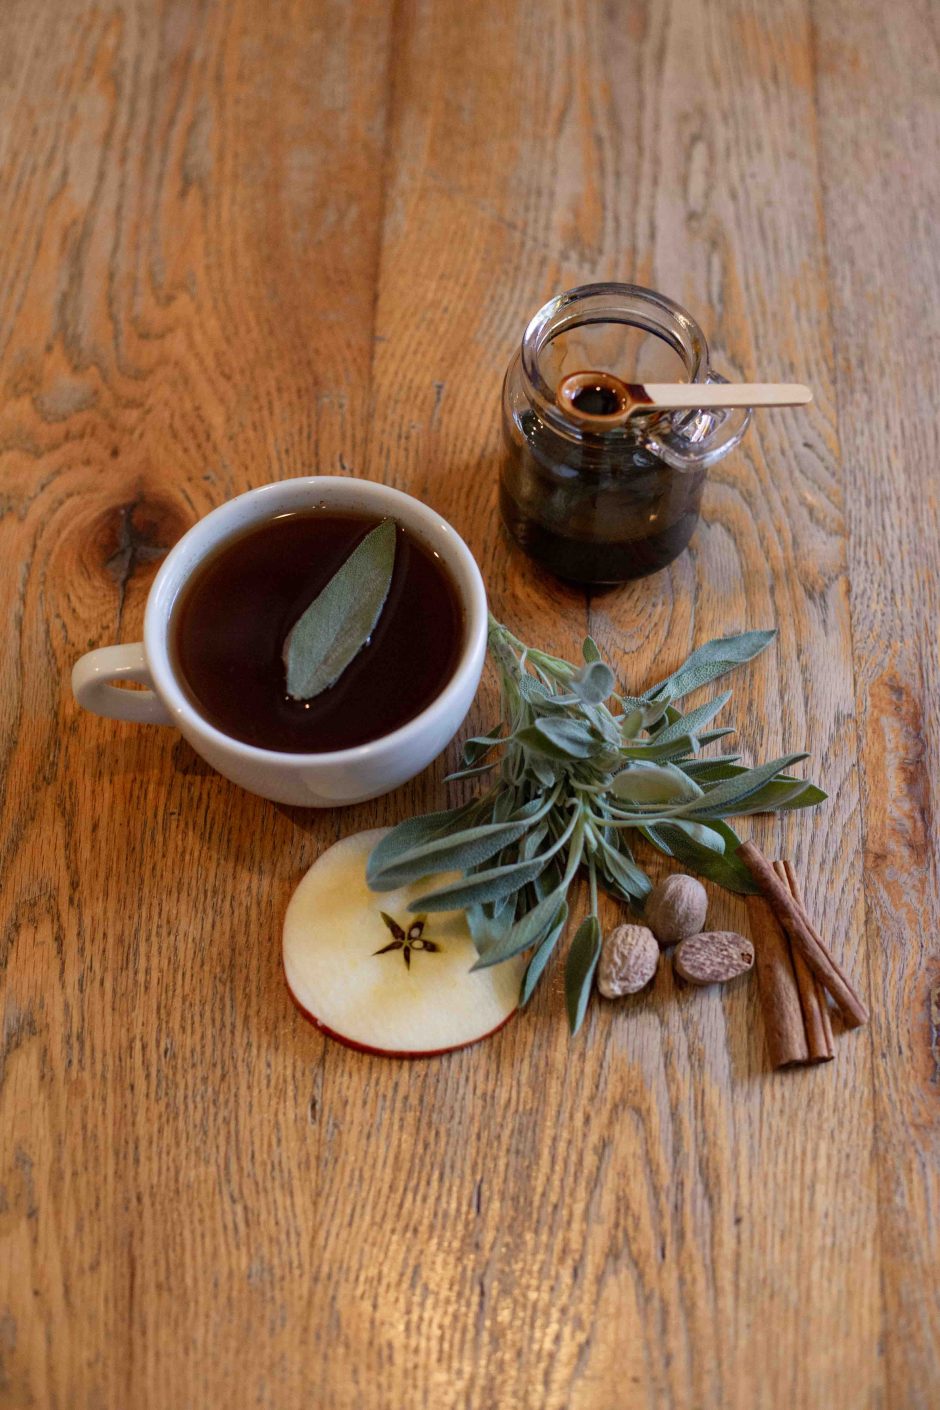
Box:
71;643;173;725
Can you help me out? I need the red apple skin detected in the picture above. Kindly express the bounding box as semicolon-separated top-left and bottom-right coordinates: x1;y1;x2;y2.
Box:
284;965;519;1059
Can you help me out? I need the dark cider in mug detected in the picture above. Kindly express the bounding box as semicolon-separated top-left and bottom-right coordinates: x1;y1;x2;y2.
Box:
171;511;465;753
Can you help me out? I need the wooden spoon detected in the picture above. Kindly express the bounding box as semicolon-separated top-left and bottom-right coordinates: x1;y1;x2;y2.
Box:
557;369;812;430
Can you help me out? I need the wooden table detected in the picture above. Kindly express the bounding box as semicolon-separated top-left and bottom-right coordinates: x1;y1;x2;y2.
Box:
2;2;938;1406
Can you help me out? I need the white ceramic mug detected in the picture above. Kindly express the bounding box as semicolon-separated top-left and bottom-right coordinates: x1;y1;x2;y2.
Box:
72;477;488;806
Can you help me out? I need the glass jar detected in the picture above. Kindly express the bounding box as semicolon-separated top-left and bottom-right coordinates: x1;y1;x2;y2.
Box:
499;282;751;584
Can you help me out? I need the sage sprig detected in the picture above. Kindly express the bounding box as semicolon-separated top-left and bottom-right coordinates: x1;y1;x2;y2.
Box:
367;616;826;1035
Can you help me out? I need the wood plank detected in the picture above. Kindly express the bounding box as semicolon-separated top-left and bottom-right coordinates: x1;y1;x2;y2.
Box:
0;1;394;1406
306;2;881;1408
813;1;940;1403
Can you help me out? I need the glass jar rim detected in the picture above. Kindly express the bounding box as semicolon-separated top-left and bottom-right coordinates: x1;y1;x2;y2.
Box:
520;282;709;437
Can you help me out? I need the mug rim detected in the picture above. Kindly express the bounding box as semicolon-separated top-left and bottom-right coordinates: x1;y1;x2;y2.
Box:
143;477;488;768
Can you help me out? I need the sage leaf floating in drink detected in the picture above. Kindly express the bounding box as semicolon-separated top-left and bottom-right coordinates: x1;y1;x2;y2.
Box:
367;618;827;1035
283;517;397;700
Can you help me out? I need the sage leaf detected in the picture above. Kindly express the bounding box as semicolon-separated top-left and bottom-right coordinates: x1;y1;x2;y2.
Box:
365;801;481;884
460;727;504;767
611;761;704;805
682;765;826;811
465;903;502;954
581;701;621;745
367;813;548;891
528;756;558;788
646;630;776;701
520;901;568;1005
620;733;698;762
571;660;616;705
620;708;645;739
598;839;652;900
679;756;742;780
414;812;575;910
699;778;821;817
414;854;553;912
681;753;809;818
472;887;567;968
510;795;554;822
491;889;518;928
642;821;758;893
669;819;727;852
533;855;563;900
443;762;496;782
652;691;732;745
517;673;560;705
688;817;742;851
620;695;673;738
520;821;550;861
283;518;397;700
765;779;827;809
565;916;602;1035
686;727;736;750
648;703;683;733
517;718;598;759
493;790;519;822
582;636;601;663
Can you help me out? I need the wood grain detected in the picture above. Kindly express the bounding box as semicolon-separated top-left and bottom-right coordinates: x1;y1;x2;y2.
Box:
814;1;940;1401
0;1;937;1407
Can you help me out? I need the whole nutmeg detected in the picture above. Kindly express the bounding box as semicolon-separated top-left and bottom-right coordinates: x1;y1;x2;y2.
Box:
645;874;708;947
597;924;659;998
673;931;755;985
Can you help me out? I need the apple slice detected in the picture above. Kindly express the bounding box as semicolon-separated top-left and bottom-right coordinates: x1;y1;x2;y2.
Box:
283;828;523;1057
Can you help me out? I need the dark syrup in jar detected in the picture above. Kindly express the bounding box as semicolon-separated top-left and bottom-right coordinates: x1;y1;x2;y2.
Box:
499;409;705;585
172;511;464;752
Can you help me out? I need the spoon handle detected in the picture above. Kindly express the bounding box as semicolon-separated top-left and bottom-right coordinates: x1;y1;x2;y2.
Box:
638;382;812;410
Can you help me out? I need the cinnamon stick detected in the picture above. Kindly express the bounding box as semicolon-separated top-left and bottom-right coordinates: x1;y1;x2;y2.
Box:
738;842;869;1029
775;860;835;1062
746;890;809;1067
